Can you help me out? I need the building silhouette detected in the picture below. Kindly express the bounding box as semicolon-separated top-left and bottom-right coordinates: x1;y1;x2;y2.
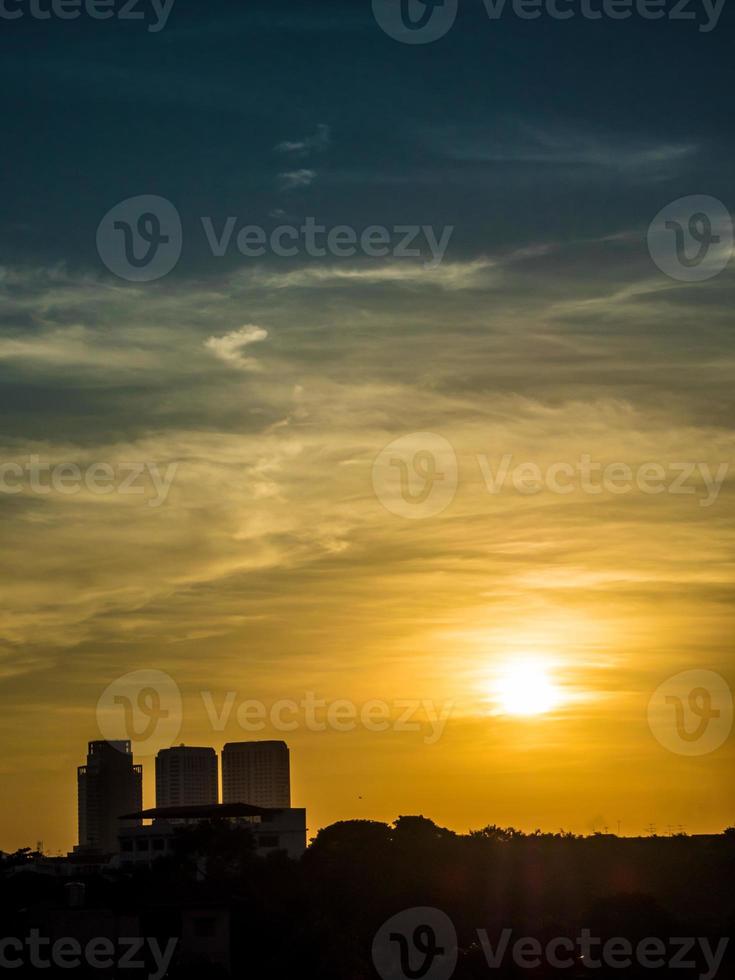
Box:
118;802;307;864
156;745;218;808
77;740;142;853
222;740;291;808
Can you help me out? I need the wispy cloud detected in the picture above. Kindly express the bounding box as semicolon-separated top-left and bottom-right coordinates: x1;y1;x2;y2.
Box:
205;324;269;370
277;169;317;191
426;120;699;179
247;258;498;291
275;123;331;157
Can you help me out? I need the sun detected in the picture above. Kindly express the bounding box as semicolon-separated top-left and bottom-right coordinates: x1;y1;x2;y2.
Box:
493;657;562;717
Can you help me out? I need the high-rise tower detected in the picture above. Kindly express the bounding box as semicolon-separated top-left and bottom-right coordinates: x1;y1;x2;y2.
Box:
77;740;142;852
222;740;290;808
155;745;218;808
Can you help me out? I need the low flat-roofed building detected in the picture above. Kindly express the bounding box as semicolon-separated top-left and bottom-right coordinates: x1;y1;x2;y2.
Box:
116;802;307;866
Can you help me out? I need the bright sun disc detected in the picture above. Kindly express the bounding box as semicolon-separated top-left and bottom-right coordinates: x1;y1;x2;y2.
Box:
495;659;561;717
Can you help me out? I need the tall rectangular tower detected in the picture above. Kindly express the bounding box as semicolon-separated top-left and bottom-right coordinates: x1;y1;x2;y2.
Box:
77;740;142;853
156;745;218;808
222;740;290;808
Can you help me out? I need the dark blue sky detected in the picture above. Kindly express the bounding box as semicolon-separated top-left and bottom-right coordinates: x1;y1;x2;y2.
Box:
1;0;733;275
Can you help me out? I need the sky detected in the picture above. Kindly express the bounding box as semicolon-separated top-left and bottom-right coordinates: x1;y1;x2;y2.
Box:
0;0;733;854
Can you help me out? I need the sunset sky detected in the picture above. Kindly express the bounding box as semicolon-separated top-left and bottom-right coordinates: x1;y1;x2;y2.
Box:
0;0;733;854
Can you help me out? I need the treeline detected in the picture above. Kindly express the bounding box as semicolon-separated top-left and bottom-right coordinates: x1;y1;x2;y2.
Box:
1;818;734;978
